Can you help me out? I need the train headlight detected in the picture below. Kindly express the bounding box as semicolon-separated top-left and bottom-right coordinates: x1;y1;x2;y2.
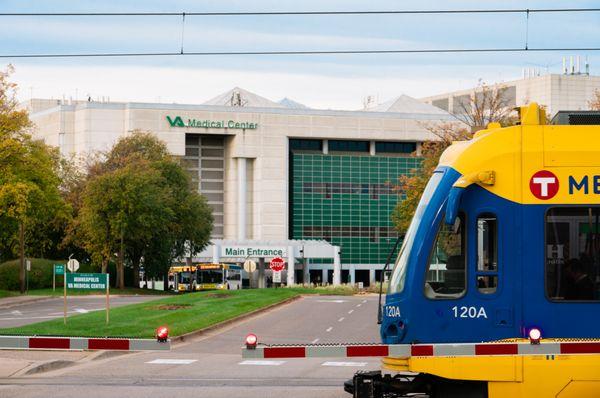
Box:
245;333;258;349
528;328;541;345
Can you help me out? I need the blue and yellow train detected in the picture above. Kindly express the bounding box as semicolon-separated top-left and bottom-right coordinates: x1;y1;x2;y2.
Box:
382;104;600;346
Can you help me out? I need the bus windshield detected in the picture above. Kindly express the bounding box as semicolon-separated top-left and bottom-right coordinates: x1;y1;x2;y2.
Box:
198;270;223;284
389;171;444;295
178;272;191;284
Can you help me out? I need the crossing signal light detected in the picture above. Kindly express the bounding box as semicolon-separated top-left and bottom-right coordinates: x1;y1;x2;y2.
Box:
245;333;258;349
156;326;169;342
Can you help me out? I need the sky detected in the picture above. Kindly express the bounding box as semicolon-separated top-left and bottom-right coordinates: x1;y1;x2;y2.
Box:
2;0;600;110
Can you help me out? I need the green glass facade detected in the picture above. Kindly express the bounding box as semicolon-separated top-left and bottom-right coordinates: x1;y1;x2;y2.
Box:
290;150;421;265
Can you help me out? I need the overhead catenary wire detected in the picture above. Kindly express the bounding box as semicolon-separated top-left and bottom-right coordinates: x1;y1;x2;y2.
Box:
1;7;598;59
2;47;600;59
0;8;599;16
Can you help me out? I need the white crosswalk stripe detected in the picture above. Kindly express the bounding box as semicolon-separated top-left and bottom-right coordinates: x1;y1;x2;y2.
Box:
239;360;285;366
146;359;197;365
322;361;368;367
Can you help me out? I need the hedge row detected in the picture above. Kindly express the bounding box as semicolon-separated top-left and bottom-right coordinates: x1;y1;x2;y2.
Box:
0;259;133;290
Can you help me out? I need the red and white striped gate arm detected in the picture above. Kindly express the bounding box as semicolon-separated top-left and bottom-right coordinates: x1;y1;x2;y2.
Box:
242;340;600;359
0;335;170;351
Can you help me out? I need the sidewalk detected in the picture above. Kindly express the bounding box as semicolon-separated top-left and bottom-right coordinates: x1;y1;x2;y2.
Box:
0;349;92;377
0;295;52;309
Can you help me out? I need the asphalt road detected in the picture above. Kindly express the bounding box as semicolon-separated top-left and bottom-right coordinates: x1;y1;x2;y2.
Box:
0;295;382;398
0;296;160;328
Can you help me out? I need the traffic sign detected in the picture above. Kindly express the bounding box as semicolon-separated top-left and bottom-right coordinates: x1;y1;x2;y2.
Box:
66;273;108;290
54;264;65;275
67;259;80;272
243;259;257;273
269;256;285;272
272;270;282;283
26;259;31;271
63;273;110;325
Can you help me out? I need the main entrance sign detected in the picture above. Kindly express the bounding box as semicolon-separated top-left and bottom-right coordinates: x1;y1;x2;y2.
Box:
166;116;258;130
222;246;286;258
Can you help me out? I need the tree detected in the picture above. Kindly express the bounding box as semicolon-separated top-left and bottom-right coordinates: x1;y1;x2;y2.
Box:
76;132;213;288
0;65;68;292
391;123;470;232
392;81;518;234
589;89;600;110
453;80;517;131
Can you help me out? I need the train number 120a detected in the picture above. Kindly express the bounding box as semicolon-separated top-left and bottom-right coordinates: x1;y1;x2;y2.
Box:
451;306;488;319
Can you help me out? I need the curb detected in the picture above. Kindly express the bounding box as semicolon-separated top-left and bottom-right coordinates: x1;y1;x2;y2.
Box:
24;359;75;375
0;296;53;310
172;294;303;343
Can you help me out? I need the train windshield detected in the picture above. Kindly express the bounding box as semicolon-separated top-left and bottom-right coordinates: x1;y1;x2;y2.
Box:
389;171;444;294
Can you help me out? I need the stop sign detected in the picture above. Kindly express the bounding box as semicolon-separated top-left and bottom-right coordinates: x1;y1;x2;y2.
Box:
269;256;285;272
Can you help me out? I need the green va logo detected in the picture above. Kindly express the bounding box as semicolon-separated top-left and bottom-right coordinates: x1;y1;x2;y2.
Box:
166;116;185;127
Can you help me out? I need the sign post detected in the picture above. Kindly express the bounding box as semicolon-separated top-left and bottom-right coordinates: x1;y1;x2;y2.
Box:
63;271;67;325
269;257;285;287
64;273;110;324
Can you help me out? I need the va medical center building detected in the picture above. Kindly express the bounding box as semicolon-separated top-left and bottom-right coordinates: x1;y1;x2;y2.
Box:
25;88;454;287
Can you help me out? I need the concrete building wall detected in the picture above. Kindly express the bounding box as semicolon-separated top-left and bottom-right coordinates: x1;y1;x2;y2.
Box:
27;99;450;248
422;74;600;118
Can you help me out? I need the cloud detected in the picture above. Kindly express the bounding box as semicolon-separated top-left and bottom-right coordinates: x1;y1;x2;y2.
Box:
12;63;521;110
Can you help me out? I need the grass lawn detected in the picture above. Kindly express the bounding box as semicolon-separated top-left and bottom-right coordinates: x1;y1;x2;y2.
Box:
0;287;355;338
25;287;172;297
0;290;18;299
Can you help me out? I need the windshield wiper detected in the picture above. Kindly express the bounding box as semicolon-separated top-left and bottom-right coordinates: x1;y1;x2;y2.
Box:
377;234;404;325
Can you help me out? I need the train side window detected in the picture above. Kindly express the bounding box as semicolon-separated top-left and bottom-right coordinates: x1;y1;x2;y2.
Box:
425;213;466;299
476;214;498;294
546;207;600;301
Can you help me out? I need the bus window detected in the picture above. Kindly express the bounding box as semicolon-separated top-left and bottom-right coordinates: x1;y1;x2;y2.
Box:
198;270;223;284
425;213;466;299
179;272;191;284
477;214;498;294
546;207;600;301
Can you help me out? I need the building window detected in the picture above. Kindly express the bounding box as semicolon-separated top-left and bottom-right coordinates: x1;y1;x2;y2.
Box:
546;207;600;301
328;140;369;152
425;213;466;299
375;141;416;154
477;214;498;294
290;139;322;151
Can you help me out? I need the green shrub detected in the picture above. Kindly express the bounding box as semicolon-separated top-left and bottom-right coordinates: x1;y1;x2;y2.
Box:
0;259;134;290
0;259;68;290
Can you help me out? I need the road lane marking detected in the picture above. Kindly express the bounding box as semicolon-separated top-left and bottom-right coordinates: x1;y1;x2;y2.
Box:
146;359;197;365
338;317;345;322
356;304;362;307
316;300;347;303
311;338;320;344
348;309;354;314
326;327;333;332
239;360;285;366
75;308;89;314
10;310;22;316
322;361;368;367
362;300;368;303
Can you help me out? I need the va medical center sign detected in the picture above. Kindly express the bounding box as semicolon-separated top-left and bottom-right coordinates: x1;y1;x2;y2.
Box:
221;246;287;258
167;116;258;130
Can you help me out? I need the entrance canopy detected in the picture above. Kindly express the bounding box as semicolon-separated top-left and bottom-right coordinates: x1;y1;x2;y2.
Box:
193;239;341;286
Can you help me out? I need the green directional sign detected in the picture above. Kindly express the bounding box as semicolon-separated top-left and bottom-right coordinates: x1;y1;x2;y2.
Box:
66;273;108;290
54;264;65;276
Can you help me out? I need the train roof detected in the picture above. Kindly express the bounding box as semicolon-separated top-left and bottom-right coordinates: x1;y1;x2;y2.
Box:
439;103;600;205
